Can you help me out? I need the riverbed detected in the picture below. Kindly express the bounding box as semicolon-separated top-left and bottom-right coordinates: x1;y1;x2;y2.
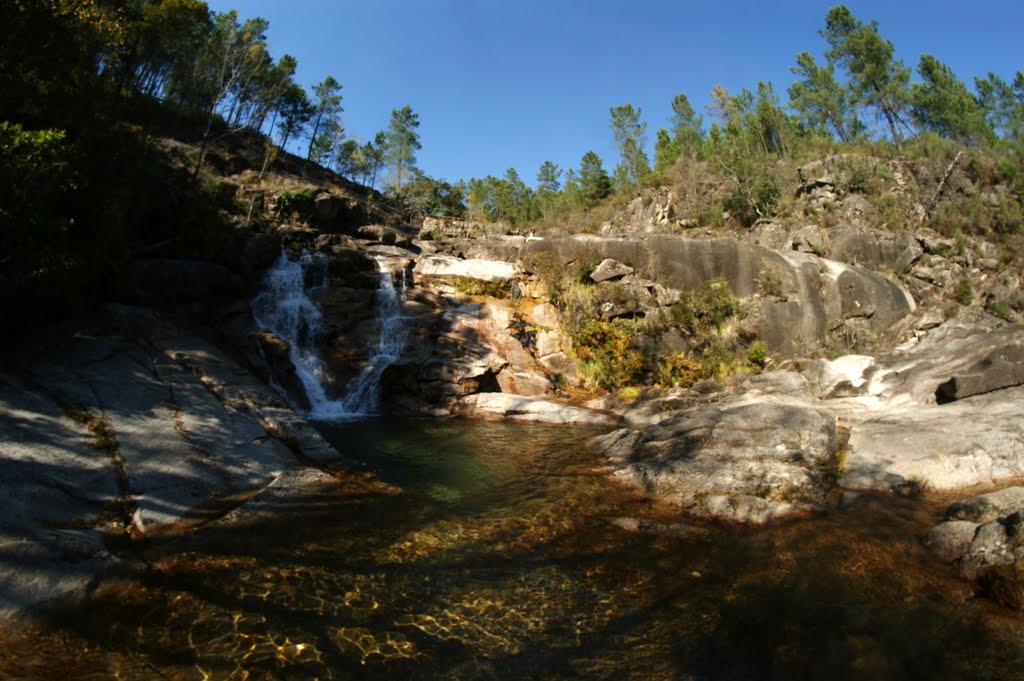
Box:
2;418;1022;680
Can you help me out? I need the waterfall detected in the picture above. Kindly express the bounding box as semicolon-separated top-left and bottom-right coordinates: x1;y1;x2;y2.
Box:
252;250;407;419
338;260;408;414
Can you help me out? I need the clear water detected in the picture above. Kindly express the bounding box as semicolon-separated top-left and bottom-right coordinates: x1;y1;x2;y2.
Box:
2;419;1023;680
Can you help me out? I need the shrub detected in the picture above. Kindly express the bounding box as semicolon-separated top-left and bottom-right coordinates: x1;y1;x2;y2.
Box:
670;278;743;346
746;340;768;368
276;187;315;215
953;276;974;305
654;352;701;388
571;319;644;390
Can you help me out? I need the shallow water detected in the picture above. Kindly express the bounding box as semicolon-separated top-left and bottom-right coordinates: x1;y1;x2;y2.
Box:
2;418;1023;680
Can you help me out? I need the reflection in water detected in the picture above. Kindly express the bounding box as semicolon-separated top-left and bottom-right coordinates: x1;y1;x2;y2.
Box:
2;419;1024;680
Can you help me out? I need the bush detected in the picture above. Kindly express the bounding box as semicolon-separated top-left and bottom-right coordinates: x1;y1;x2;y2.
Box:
670;278;744;346
276;187;316;215
746;340;768;368
953;276;974;306
571;319;644;390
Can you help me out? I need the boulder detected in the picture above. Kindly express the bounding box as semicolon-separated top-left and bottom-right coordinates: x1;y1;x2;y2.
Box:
840;387;1024;492
922;521;980;563
958;513;1024;579
935;342;1024;403
595;401;837;524
414;254;518;283
523;234;915;356
457;393;616;425
946;487;1024;524
314;191;342;221
590;258;634;282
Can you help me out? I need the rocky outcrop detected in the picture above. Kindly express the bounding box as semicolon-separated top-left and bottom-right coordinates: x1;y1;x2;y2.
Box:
521;234;915;355
457;393;616;425
0;305;345;620
590;308;1024;523
594;395;838;524
923;487;1024;582
413;254;518;283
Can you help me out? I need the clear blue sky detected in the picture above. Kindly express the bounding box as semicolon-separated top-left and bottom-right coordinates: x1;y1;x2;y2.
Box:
206;0;1022;185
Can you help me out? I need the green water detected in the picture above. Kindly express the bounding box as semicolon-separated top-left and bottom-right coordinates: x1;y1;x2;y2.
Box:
2;418;1023;680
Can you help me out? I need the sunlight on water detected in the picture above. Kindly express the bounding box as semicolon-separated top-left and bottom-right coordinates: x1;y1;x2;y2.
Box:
2;419;1024;680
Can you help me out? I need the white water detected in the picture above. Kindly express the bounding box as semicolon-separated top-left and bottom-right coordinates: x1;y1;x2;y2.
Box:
338;261;408;415
252;250;407;419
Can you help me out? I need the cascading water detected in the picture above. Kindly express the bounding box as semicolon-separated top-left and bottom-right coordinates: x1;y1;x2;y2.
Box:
338;260;408;414
252;250;407;419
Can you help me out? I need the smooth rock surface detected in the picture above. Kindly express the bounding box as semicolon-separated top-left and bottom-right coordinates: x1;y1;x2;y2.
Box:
0;306;344;620
414;254;518;282
595;401;837;524
457;393;616;425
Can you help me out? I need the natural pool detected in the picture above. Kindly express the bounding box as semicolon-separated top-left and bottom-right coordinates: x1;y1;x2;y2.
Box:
2;418;1023;680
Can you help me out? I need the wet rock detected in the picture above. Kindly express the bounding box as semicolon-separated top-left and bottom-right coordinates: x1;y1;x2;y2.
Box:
255;330;310;411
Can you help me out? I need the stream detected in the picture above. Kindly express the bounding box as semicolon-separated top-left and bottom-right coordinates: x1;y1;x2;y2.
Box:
2;418;1023;680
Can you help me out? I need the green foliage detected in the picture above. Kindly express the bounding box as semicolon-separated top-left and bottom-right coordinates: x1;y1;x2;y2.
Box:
463;170;536;224
433;276;511;298
536;161;562;193
307;76;344;162
746;340;768;368
384;105;421;195
975;71;1024;142
911;55;993;146
276;187;315;214
986;299;1015;322
609;104;651;187
0;122;77;312
403;173;465;218
571;319;645;390
821;5;913;145
789;51;857;142
953;276;974;306
758;267;784;298
654;352;702;388
578;151;613;207
669;278;744;348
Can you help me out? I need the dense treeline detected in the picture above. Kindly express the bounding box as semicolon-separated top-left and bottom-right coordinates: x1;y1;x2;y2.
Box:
451;5;1023;232
2;2;1023;331
0;0;424;330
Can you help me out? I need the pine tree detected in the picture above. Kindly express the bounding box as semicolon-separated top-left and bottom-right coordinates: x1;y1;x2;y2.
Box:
306;76;343;161
609;104;650;187
384;106;421;195
911;55;993;145
578;151;612;207
788;51;856;142
536;161;562;193
821;5;912;144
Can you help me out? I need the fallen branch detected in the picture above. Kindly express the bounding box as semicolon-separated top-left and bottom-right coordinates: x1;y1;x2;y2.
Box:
923;150;964;223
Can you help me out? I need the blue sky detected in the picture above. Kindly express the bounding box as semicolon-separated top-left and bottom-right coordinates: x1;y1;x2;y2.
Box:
206;1;1023;184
